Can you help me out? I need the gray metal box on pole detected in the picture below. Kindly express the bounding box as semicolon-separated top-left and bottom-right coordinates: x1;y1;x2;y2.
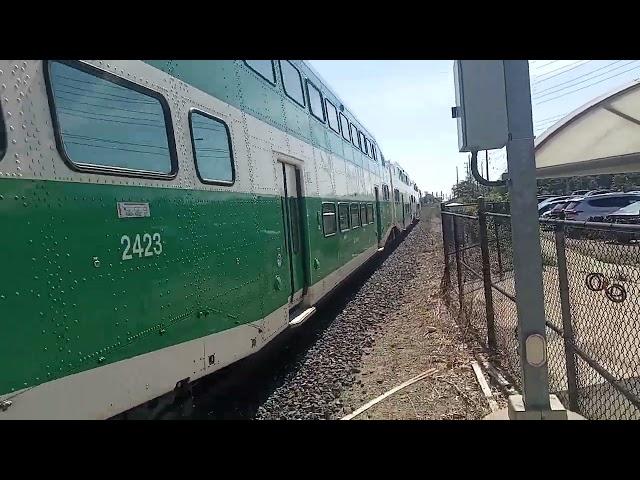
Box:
452;61;509;153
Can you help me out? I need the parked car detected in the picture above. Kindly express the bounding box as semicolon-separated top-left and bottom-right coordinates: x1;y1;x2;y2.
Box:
540;196;585;216
563;193;640;222
538;196;569;214
606;200;640;223
604;201;640;243
543;200;575;219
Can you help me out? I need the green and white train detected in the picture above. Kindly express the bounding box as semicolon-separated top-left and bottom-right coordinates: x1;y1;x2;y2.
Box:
0;60;420;419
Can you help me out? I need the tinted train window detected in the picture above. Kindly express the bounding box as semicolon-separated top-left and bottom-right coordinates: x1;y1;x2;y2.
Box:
189;110;234;184
360;203;367;224
367;204;374;223
339;113;351;141
280;61;305;107
322;202;337;236
289;198;301;253
306;80;325;122
371;143;377;161
338;203;350;232
350;203;360;227
351;123;360;148
47;61;174;176
359;132;367;153
0;104;5;161
244;60;276;84
325;100;340;134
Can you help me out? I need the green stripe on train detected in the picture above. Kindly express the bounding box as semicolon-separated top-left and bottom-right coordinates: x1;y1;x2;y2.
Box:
0;179;381;393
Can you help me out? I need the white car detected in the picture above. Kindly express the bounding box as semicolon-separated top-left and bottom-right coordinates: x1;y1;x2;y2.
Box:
563;193;640;222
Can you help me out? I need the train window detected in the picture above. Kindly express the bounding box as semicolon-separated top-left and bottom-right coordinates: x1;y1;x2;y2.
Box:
394;189;400;203
359;133;367;154
371;143;377;161
325;100;340;134
339;113;351;142
244;60;276;85
46;60;176;177
360;203;367;224
306;80;325;122
0;103;5;161
350;123;360;149
367;204;374;224
322;202;337;236
280;61;305;107
350;203;360;228
289;198;301;253
338;203;350;232
189;110;234;185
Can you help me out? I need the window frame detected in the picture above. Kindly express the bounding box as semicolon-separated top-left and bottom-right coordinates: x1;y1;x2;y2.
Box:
358;131;366;153
338;202;351;232
350;202;361;228
306;79;326;123
243;60;277;86
0;103;5;162
322;202;337;237
279;60;306;108
350;123;361;149
367;203;374;224
188;108;236;186
44;60;178;180
325;99;340;134
339;113;351;142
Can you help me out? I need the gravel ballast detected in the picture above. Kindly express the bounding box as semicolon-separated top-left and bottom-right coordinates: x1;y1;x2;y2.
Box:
253;212;501;420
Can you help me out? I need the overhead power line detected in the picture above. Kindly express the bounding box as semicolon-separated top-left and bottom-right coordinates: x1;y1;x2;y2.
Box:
533;60;639;99
536;64;640;105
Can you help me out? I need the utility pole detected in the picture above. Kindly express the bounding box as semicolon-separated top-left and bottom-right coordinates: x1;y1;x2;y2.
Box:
485;150;490;193
500;61;554;416
452;60;580;419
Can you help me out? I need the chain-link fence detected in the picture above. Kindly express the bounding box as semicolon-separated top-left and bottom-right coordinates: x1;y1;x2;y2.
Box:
441;200;640;419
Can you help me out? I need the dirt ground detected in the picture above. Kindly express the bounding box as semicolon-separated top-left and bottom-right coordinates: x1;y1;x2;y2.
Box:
339;214;508;420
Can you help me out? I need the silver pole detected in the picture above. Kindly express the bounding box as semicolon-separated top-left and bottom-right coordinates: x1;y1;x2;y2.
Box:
503;60;550;411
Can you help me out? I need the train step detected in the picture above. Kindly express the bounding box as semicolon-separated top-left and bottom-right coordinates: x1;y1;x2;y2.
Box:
288;307;317;328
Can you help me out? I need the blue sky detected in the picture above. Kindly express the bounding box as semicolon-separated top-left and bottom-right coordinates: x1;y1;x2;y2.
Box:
309;60;640;198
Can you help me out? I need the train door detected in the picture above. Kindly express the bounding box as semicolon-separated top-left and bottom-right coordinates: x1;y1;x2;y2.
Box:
374;186;382;243
401;193;406;226
280;162;306;306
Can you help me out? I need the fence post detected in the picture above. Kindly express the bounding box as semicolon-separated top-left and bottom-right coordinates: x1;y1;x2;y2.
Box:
478;198;497;351
554;222;579;412
452;214;464;313
440;203;450;279
493;217;504;278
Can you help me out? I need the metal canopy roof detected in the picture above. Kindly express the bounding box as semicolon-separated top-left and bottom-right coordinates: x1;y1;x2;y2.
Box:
535;79;640;178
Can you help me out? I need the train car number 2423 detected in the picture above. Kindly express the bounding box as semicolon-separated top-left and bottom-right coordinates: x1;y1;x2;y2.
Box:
121;233;163;260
